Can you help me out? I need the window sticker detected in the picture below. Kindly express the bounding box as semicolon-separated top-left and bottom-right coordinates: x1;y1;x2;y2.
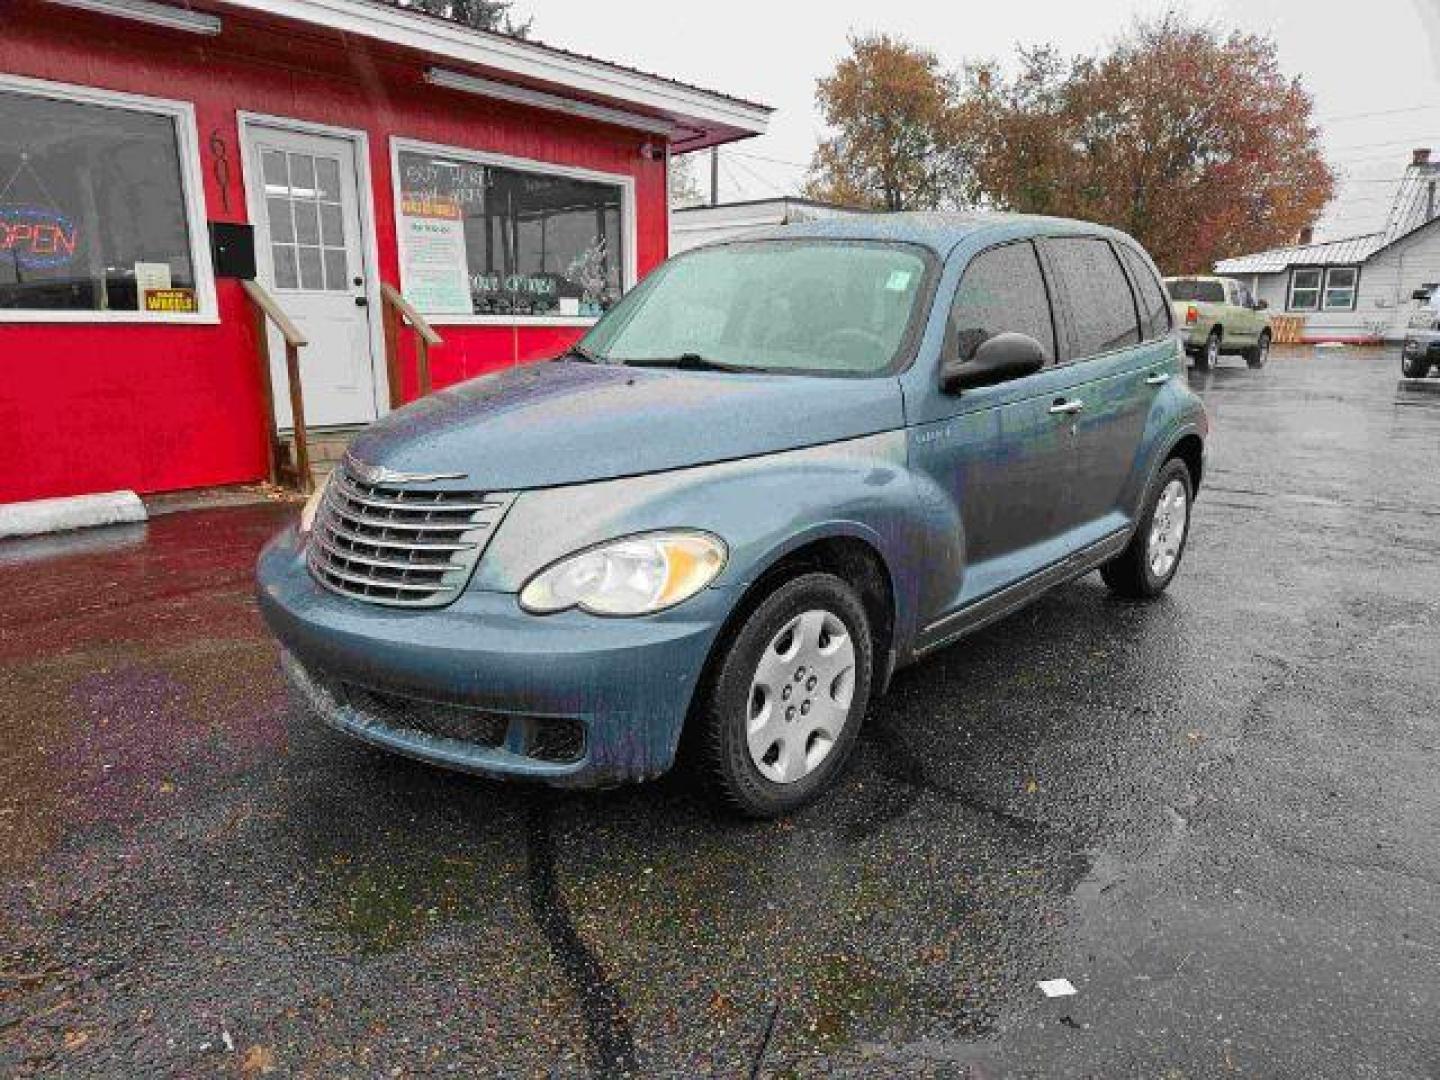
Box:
142;287;197;313
885;269;913;292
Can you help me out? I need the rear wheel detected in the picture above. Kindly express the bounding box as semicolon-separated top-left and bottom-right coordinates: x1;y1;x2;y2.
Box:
1402;352;1431;378
1245;330;1272;369
697;572;873;817
1102;458;1194;599
1195;329;1221;370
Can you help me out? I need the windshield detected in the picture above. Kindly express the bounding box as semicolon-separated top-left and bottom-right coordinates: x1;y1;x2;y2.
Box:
1165;278;1226;303
579;241;932;375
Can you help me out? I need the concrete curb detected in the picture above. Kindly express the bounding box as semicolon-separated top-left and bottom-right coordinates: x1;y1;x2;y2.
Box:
0;490;148;539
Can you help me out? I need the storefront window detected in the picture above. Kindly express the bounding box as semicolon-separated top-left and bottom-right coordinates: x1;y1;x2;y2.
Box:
394;145;627;319
0;82;206;316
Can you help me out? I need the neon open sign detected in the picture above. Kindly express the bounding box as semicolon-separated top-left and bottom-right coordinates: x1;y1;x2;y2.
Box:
0;205;80;270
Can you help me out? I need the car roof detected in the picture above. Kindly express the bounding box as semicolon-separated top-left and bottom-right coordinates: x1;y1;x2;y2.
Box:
733;211;1141;258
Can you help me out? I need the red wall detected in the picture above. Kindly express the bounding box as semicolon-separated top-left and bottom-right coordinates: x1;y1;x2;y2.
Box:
0;4;669;502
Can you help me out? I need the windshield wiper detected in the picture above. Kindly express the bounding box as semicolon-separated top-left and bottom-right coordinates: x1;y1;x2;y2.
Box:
622;353;762;373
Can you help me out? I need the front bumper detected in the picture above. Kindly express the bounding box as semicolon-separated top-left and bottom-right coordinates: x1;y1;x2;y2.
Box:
256;527;733;786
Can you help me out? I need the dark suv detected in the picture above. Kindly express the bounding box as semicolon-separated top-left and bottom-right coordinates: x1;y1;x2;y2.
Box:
258;213;1208;816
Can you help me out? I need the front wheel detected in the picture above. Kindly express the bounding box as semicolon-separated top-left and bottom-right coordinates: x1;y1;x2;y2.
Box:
1402;352;1431;378
1102;458;1194;599
1245;331;1272;369
696;572;873;817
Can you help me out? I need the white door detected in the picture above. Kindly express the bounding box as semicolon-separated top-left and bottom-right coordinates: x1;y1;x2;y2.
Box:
245;123;379;429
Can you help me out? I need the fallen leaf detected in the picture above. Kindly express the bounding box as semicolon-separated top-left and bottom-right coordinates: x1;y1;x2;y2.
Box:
240;1045;277;1076
62;1030;89;1051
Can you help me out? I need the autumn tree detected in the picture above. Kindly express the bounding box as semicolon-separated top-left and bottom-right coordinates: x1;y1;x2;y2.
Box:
966;16;1334;273
387;0;530;35
805;33;972;211
669;152;706;209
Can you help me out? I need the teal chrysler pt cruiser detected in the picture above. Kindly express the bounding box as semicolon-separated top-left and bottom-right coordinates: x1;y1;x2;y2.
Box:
257;213;1207;817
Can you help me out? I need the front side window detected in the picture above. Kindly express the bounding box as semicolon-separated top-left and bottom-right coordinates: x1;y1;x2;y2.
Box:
1289;268;1322;312
0;83;204;316
1323;267;1358;311
395;146;625;319
950;241;1056;363
581;240;932;376
1120;247;1173;340
1048;237;1141;358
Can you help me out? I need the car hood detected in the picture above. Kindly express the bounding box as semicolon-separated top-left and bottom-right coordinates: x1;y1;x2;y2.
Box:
345;361;905;491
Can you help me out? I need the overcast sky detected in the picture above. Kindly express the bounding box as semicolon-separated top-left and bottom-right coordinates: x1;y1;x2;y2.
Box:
526;0;1440;243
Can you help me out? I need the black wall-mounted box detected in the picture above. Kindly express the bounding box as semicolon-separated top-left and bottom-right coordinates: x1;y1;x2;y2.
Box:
209;222;257;280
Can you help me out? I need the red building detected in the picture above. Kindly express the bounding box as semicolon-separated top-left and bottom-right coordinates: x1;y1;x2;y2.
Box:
0;0;769;503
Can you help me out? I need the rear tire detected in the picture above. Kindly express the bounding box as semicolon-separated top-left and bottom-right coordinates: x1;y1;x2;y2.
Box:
1402;352;1431;378
1195;329;1221;370
1102;458;1194;600
696;572;873;818
1245;331;1271;369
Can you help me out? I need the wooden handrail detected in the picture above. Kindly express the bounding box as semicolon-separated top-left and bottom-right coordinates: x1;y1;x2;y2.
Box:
242;279;313;495
381;283;442;404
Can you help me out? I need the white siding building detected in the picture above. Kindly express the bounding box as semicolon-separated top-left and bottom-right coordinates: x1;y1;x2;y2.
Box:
670;197;864;254
1216;149;1440;343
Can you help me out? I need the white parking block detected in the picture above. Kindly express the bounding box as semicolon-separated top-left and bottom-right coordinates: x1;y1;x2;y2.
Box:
0;490;148;539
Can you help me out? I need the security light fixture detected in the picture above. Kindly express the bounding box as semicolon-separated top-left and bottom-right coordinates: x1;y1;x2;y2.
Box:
424;68;673;139
44;0;222;36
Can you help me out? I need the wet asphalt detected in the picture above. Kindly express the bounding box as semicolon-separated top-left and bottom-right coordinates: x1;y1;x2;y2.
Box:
2;345;1438;1078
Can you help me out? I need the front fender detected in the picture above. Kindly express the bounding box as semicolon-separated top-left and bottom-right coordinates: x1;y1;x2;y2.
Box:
471;432;955;659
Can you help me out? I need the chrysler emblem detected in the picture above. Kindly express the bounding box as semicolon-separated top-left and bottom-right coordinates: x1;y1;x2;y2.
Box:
346;454;467;485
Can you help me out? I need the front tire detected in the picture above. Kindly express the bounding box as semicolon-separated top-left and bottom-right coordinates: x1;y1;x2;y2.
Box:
1402;352;1431;378
696;572;873;818
1245;331;1271;369
1102;458;1194;599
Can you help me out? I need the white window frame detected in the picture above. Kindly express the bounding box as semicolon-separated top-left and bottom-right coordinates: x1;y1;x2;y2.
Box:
0;73;217;325
1288;267;1323;312
389;136;637;327
1322;266;1358;312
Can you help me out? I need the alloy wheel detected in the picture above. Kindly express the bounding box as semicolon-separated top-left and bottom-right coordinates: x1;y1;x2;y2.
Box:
1147;478;1189;579
746;609;856;784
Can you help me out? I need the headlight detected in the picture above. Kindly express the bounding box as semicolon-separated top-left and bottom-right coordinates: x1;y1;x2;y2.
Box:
298;472;333;535
519;531;727;616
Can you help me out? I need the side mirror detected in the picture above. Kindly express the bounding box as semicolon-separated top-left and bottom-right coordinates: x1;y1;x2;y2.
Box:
942;332;1046;392
1413;288;1433;302
1255;299;1269;311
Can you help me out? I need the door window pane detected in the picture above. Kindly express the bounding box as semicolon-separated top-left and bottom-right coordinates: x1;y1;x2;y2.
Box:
261;150;287;192
319;202;343;247
315;157;340;201
288;154;316;196
0;86;200;313
297;246;323;290
1048;238;1141;357
1120;246;1173;340
322;248;348;291
293;200;319;246
272;244;298;289
396;148;626;317
266;197;294;243
950;241;1056;364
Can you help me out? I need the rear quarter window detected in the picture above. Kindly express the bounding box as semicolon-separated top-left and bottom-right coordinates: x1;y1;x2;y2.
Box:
1048;237;1141;358
1120;246;1173;341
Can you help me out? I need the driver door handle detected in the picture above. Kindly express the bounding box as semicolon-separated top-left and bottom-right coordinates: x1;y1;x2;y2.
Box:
1144;372;1170;386
1049;399;1084;415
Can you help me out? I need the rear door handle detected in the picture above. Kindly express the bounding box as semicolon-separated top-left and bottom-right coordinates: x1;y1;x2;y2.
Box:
1049;399;1084;415
1144;372;1170;386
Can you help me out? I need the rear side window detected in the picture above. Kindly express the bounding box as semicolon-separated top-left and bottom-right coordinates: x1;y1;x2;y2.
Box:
1120;246;1173;340
1048;238;1141;358
1166;278;1225;303
950;241;1056;365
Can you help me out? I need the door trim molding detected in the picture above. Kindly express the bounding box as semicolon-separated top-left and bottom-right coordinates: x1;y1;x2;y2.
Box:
235;110;391;419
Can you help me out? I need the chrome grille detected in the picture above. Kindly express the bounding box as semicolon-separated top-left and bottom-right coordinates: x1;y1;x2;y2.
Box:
306;466;513;607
